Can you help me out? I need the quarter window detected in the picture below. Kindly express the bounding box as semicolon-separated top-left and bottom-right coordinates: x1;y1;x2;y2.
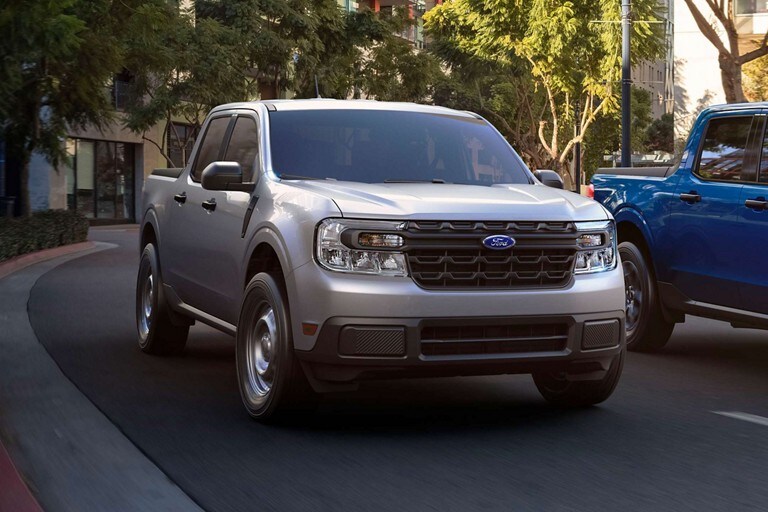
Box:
223;117;259;182
192;116;231;181
695;116;753;183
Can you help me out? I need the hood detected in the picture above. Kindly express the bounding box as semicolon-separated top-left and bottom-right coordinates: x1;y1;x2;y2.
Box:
285;181;609;222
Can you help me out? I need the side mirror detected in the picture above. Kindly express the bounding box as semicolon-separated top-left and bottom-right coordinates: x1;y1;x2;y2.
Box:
201;162;254;192
533;169;564;189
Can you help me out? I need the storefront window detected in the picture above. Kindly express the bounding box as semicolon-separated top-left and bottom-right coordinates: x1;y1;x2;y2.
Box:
67;138;136;221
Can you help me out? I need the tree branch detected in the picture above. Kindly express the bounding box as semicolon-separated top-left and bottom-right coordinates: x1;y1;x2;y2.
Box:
738;31;768;64
683;0;730;55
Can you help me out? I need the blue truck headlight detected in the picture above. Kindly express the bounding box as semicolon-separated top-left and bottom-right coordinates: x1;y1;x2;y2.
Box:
574;221;617;274
316;219;408;276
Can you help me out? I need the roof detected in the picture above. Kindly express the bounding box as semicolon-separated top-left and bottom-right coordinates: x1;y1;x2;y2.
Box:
210;99;479;118
702;101;768;113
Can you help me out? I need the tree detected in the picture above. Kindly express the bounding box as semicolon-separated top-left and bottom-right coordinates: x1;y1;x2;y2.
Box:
121;5;252;166
682;0;768;103
743;54;768;101
425;0;665;184
646;113;674;152
0;0;128;215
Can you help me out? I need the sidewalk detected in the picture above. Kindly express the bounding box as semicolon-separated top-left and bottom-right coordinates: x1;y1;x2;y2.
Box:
0;240;202;512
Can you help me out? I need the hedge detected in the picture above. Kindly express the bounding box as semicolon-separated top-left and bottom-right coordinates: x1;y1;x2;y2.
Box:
0;210;89;261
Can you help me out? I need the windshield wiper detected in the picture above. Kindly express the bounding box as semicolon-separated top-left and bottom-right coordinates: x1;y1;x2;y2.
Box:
278;173;325;181
384;178;448;184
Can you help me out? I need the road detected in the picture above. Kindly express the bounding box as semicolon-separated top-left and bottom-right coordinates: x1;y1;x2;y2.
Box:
27;228;768;511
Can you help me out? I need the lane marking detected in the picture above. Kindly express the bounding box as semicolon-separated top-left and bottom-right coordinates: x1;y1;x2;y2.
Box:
713;411;768;427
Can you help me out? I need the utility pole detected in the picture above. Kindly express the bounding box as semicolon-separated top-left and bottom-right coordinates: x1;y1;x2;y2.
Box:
621;0;632;168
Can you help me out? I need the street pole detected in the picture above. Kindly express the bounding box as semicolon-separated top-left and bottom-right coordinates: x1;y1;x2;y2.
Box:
621;0;632;168
574;99;581;194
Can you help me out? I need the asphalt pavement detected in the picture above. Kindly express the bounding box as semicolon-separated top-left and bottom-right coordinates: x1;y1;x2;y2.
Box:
25;228;768;511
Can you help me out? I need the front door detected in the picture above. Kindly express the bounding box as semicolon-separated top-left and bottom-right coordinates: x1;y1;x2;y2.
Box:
667;113;755;309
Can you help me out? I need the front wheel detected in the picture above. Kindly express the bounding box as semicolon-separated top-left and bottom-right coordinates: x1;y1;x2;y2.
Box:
619;241;674;352
236;272;316;421
533;349;625;407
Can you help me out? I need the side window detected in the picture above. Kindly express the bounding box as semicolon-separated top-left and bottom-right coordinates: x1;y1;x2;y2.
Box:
191;116;231;181
223;117;259;182
695;116;753;183
759;123;768;184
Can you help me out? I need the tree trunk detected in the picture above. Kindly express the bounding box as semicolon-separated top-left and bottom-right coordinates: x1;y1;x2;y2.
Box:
259;81;278;100
20;154;30;217
719;54;746;103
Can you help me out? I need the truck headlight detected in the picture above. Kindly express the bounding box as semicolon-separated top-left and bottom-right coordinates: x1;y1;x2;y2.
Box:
574;220;617;274
316;219;408;276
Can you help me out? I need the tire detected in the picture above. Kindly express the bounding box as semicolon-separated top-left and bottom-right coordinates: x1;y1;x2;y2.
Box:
533;349;625;407
136;244;189;355
236;272;316;421
619;241;674;352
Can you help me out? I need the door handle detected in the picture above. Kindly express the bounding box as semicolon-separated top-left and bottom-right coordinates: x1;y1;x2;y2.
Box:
173;192;187;204
679;191;701;204
745;198;768;211
202;198;217;212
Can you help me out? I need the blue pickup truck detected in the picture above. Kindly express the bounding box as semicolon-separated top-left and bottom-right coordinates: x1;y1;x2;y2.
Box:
593;102;768;351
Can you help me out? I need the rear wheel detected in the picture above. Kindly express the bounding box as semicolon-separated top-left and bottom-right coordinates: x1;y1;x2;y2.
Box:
136;244;189;355
236;272;316;421
533;349;625;407
619;241;674;352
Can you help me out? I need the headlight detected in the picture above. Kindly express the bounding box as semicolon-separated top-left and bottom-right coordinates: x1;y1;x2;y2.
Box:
316;219;409;276
574;220;617;274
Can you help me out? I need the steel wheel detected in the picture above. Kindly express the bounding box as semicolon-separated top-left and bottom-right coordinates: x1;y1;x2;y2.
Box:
139;273;154;339
136;243;189;355
236;272;317;421
245;306;277;400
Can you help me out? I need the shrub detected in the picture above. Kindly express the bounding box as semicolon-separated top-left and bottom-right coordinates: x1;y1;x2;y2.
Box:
0;210;89;261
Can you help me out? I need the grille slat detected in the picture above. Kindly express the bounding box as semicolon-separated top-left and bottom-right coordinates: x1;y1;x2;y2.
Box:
405;221;578;289
421;323;569;356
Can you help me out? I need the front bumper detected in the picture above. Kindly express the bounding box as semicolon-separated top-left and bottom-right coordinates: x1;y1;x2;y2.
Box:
288;262;625;383
296;311;625;383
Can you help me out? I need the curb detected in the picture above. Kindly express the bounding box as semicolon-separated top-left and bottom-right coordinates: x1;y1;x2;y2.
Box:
0;242;95;281
0;441;42;512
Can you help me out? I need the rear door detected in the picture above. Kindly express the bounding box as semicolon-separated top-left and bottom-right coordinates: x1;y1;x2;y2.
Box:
738;113;768;314
667;112;755;309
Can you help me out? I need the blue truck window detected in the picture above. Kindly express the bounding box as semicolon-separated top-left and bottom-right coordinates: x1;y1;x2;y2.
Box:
695;116;753;183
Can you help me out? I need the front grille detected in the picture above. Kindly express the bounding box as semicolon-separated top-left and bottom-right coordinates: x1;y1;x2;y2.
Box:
405;221;578;289
421;323;569;356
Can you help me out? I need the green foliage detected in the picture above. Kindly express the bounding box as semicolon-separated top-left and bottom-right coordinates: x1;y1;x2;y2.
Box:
0;0;178;214
743;55;768;102
646;113;673;152
0;210;89;261
425;0;667;178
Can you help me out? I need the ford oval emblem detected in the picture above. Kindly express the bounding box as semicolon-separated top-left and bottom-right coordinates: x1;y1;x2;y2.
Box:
482;235;516;250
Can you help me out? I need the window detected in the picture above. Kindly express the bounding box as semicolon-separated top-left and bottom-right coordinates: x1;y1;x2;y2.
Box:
759;124;768;184
268;110;530;186
223;117;259;182
695;116;753;183
192;116;231;181
66;138;136;220
167;123;198;168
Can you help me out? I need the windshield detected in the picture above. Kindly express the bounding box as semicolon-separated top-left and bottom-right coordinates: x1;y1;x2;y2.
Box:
268;109;532;185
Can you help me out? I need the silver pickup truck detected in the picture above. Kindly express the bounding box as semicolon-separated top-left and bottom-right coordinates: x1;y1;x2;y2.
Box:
137;99;626;420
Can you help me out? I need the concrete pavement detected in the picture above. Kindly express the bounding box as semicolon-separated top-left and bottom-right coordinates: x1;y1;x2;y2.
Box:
0;240;203;512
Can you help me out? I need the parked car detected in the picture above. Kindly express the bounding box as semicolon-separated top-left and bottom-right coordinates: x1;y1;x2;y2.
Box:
593;102;768;352
138;99;625;420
